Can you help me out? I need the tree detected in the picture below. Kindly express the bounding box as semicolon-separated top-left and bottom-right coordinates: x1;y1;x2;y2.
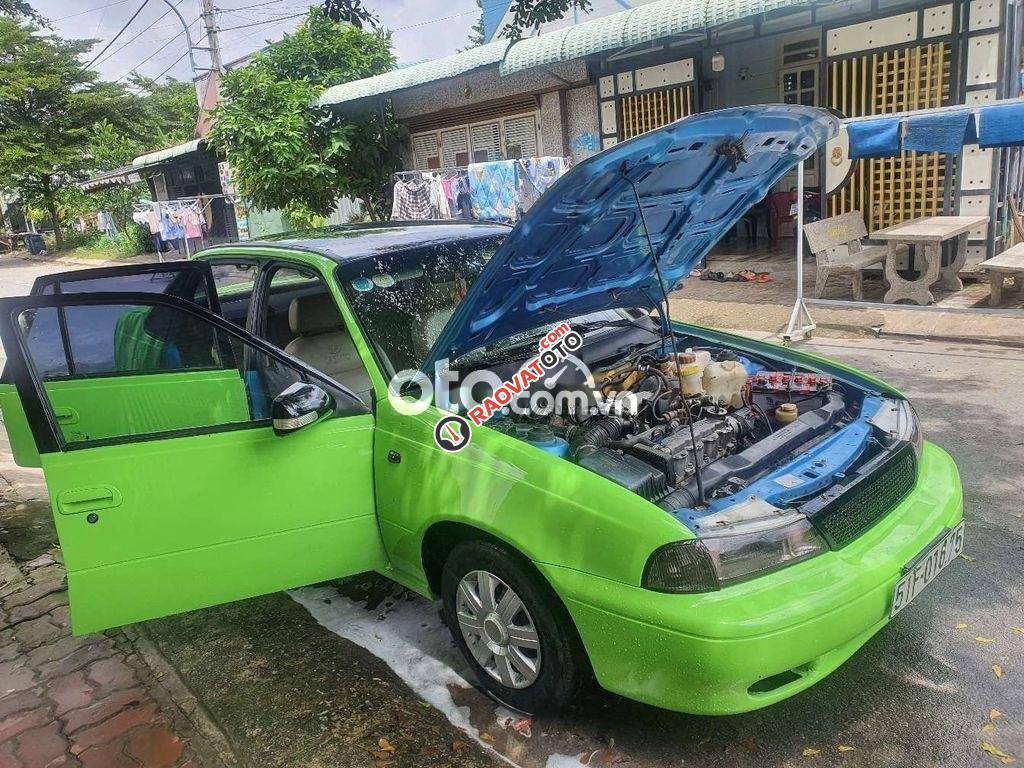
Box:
502;0;591;40
209;8;399;222
464;0;485;48
0;19;145;247
128;74;201;147
0;0;43;23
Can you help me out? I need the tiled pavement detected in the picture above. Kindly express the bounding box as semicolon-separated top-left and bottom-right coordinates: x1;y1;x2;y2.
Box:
0;554;209;768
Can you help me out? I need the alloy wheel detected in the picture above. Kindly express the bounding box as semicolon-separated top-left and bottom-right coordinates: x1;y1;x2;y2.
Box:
454;569;541;689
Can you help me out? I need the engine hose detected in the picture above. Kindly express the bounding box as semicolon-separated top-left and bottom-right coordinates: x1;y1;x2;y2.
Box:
569;417;624;458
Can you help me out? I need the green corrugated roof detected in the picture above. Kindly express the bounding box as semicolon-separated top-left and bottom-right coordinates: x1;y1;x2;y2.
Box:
501;0;816;75
317;0;818;107
132;138;205;168
316;38;510;108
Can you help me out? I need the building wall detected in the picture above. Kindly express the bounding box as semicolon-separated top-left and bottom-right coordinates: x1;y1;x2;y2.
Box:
391;60;588;121
565;85;601;163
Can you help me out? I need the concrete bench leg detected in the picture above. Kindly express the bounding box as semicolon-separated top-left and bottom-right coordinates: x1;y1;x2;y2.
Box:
884;242;935;305
989;272;1004;306
938;232;968;292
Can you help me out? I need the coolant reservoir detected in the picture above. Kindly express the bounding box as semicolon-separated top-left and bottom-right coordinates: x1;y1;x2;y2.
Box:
703;360;747;409
686;348;712;371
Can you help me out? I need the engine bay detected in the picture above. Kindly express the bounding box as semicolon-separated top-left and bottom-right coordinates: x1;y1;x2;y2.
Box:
481;333;906;521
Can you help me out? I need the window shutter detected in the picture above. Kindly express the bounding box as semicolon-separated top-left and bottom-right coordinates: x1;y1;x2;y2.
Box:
470;122;502;162
502;115;538;160
411;134;439;170
440;127;470;168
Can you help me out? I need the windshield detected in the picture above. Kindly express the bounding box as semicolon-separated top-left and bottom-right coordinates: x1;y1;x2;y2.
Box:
337;234;503;372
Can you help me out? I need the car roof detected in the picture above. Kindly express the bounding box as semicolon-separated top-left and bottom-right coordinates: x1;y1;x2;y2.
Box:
196;221;511;264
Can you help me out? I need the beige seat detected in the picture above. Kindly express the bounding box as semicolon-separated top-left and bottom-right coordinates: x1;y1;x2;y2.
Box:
285;293;373;402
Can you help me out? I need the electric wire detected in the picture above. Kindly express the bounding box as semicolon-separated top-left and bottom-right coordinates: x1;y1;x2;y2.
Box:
95;1;193;68
85;0;151;70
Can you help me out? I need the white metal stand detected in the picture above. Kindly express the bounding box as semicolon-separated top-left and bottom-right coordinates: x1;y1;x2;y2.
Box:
783;158;815;344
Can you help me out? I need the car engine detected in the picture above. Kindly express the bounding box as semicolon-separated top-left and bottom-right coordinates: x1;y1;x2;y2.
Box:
491;345;848;513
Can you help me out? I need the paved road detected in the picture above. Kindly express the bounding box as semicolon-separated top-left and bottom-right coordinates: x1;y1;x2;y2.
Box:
0;252;1020;766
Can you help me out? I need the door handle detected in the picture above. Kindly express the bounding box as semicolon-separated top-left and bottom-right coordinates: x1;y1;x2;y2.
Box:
56;486;122;516
52;406;80;425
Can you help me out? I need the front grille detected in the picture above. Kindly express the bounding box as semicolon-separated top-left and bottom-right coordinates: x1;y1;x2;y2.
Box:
803;445;917;550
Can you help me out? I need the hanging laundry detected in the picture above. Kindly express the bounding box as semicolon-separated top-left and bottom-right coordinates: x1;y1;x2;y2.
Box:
428;174;451;219
516;157;572;213
468;161;518;222
146;208;161;235
182;207;203;239
391;177;433;220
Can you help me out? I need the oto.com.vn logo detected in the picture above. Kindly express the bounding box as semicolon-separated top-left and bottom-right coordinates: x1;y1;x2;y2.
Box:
387;323;641;452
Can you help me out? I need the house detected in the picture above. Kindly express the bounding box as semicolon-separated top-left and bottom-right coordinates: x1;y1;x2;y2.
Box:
319;0;1021;263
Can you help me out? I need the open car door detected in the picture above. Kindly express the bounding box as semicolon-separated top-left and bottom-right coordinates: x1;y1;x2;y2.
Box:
0;261;222;467
0;291;385;634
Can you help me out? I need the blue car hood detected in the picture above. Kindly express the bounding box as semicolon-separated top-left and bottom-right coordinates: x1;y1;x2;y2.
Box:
424;105;838;370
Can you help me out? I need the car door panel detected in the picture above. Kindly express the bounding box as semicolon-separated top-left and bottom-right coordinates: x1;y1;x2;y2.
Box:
0;291;383;635
1;261;223;467
44;415;381;633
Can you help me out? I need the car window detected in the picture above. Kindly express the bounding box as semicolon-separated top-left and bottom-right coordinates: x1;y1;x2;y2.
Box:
261;266;325;349
337;235;503;372
14;301;317;446
208;261;259;328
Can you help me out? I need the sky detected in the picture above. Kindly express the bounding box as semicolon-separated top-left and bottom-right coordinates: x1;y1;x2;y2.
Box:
31;0;488;85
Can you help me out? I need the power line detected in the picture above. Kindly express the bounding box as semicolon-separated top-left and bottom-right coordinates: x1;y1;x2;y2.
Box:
96;3;196;68
114;17;204;82
53;0;132;23
85;0;151;70
150;46;193;81
216;11;306;31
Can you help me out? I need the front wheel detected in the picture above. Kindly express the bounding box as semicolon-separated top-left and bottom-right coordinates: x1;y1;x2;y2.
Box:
441;540;589;714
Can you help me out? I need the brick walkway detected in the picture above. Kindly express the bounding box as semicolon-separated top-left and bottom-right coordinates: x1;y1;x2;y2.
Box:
0;554;207;768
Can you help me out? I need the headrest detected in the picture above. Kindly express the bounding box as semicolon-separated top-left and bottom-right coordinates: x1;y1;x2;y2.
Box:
288;293;342;335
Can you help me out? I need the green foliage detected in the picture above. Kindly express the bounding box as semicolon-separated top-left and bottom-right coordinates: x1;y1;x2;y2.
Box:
465;0;486;48
0;18;147;247
502;0;591;40
127;74;200;148
0;0;43;23
209;8;400;221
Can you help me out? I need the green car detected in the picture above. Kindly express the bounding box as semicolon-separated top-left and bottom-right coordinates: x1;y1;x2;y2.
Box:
0;106;962;716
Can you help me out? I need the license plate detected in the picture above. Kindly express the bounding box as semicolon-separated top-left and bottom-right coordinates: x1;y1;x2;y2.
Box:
890;522;965;618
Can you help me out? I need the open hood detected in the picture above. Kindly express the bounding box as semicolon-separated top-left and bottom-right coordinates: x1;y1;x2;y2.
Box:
424;105;838;371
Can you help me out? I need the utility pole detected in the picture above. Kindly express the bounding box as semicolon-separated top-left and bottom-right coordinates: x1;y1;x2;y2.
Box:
200;0;223;74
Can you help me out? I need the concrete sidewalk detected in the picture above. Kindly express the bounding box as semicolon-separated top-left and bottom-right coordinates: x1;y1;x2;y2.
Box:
0;436;229;768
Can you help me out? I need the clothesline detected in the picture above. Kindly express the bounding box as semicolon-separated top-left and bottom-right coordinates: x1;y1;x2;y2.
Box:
132;198;212;261
390;157;572;224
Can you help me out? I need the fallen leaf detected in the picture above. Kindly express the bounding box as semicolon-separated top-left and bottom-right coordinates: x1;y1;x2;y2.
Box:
983;724;995;733
480;732;495;743
960;553;975;562
980;742;1016;764
993;664;1004;678
991;710;1004;721
956;623;970;630
802;747;820;757
976;636;996;644
1013;627;1024;635
452;740;468;753
838;745;855;752
377;738;395;754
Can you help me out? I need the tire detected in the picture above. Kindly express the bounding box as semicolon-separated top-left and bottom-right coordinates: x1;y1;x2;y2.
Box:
441;539;589;714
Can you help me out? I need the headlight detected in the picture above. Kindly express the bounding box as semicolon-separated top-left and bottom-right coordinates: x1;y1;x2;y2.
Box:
642;508;827;593
870;397;923;459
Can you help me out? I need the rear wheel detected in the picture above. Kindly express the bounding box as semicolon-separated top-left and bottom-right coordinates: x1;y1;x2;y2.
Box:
441;540;588;714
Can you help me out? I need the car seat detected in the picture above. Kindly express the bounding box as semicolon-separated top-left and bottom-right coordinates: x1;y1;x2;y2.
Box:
284;293;373;403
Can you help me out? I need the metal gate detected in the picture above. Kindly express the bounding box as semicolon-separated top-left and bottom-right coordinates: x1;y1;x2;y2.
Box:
827;42;951;230
619;85;695;140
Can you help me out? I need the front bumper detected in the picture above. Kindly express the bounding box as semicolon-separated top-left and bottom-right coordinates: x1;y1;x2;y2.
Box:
540;441;963;715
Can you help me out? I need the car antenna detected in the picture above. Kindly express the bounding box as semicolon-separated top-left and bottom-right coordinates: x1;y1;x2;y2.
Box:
620;164;706;506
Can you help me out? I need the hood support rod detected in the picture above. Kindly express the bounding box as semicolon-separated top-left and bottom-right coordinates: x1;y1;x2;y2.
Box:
620;165;706;506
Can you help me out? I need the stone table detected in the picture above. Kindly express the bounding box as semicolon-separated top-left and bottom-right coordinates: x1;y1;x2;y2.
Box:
977;243;1024;306
872;215;989;305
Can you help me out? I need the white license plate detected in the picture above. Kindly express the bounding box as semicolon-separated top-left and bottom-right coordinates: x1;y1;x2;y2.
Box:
890;522;965;618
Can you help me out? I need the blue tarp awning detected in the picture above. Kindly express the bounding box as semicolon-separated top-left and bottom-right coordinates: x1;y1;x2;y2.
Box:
846;99;1024;158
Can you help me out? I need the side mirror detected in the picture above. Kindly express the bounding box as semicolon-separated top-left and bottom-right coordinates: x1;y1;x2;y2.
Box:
272;382;334;436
